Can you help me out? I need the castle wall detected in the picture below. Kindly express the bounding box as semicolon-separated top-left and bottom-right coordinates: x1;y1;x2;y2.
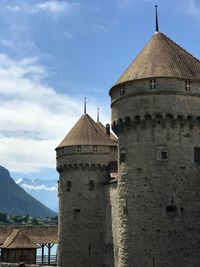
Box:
111;78;200;267
57;145;117;267
103;180;118;267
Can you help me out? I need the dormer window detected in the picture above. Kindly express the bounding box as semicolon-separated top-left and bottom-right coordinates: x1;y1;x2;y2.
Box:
120;85;125;96
93;146;97;152
77;146;81;152
150;79;156;89
185;81;191;91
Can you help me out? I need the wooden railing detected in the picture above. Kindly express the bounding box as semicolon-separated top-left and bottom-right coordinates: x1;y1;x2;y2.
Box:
36;255;57;266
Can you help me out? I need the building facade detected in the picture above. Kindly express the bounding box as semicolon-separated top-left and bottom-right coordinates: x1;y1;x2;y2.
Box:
56;29;200;267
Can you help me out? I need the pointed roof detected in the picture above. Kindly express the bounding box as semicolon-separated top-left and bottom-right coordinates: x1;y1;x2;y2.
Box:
57;114;117;148
113;32;200;87
0;229;38;249
96;122;118;144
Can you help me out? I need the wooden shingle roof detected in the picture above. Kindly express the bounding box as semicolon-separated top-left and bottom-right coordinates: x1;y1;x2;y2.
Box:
0;225;58;245
113;32;200;87
56;114;117;148
0;229;38;249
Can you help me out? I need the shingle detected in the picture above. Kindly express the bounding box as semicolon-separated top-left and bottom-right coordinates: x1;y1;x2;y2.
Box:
113;32;200;87
1;229;38;249
56;114;117;148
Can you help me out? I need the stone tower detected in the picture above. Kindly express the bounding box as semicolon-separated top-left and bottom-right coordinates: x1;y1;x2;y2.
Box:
110;30;200;267
56;113;117;267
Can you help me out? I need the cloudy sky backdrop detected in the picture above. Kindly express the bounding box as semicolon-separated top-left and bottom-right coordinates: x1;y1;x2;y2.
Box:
0;0;199;180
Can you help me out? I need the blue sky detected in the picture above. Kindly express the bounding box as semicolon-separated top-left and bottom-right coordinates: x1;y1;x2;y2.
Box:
0;0;199;180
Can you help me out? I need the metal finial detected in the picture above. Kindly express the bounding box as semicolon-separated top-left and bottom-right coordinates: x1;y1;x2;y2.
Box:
84;97;86;114
97;108;100;122
155;5;159;32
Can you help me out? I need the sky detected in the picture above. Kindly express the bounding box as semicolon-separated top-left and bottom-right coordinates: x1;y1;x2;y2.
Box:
0;0;200;181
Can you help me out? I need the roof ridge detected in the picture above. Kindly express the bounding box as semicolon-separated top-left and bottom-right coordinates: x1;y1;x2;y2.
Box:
160;32;200;65
3;229;19;248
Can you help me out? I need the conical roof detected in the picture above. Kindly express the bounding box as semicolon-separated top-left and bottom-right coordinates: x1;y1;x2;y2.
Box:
96;122;118;144
113;32;200;87
1;229;38;249
57;114;117;148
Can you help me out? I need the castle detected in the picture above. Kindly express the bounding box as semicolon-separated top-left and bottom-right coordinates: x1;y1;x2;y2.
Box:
56;12;200;267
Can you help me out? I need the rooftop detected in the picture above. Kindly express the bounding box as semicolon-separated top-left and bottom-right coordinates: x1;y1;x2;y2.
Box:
113;32;200;87
0;225;58;245
57;113;117;148
0;229;38;249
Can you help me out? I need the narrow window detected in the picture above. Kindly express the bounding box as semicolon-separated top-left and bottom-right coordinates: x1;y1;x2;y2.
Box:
93;145;97;152
194;147;200;163
185;81;191;91
74;209;81;220
89;180;95;191
120;148;126;163
150;78;156;89
77;146;81;152
88;242;91;256
120;85;125;95
161;151;168;160
66;181;71;192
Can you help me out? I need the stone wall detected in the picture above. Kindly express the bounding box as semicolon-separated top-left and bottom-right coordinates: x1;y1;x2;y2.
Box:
57;144;117;267
111;77;200;267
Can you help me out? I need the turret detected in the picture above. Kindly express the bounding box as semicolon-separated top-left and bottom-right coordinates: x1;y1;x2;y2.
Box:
56;113;117;267
109;28;200;267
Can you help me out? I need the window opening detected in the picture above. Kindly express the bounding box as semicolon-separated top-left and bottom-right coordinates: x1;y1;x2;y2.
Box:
89;180;95;191
150;78;156;89
185;81;191;91
66;181;71;192
120;85;125;95
194;147;200;163
77;146;81;152
88;242;91;256
74;209;81;220
161;151;168;160
120;148;126;163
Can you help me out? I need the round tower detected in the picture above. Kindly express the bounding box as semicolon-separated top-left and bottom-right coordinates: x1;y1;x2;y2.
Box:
110;31;200;266
56;113;117;267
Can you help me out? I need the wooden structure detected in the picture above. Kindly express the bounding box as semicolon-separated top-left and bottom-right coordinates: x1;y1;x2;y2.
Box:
0;229;37;264
0;225;58;265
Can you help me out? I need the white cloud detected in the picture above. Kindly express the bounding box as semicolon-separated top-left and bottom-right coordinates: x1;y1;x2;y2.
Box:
21;183;57;191
36;1;79;15
6;1;79;16
0;54;105;173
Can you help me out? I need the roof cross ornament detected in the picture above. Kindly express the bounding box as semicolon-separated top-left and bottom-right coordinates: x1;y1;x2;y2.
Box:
84;97;87;114
155;5;159;32
97;108;100;122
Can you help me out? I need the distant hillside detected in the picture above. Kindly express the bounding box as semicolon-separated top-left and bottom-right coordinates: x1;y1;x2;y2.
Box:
0;166;56;217
16;178;58;212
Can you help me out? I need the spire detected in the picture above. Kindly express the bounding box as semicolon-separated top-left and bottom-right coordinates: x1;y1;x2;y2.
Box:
155;5;159;32
84;97;86;114
97;108;100;122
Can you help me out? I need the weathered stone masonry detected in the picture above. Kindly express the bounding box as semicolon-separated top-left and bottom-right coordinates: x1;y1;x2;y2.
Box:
57;30;200;267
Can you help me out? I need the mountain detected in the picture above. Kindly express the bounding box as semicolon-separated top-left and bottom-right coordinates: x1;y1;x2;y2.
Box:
0;166;56;217
16;178;58;212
